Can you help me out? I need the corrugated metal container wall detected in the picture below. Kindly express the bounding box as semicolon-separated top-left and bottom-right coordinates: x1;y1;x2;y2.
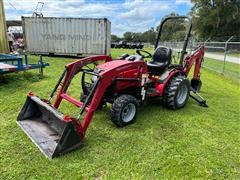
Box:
22;17;111;55
0;0;9;53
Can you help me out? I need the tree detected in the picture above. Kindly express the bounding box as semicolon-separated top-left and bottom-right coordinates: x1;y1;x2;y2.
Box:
156;12;186;41
190;0;240;40
132;32;143;42
142;27;156;44
123;32;134;42
120;12;195;43
111;34;121;42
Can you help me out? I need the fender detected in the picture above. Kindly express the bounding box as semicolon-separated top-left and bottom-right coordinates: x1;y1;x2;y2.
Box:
156;69;185;96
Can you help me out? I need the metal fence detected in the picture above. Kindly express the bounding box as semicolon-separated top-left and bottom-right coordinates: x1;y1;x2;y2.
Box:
160;37;240;79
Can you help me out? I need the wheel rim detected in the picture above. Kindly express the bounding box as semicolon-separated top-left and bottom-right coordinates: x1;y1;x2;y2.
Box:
121;103;136;123
176;83;188;105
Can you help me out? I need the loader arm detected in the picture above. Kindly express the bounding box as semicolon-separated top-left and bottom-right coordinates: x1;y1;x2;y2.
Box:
17;55;113;159
54;55;112;108
79;61;147;131
53;59;147;132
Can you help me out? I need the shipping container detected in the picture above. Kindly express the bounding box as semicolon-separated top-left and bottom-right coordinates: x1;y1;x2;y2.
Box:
0;0;9;53
22;17;111;55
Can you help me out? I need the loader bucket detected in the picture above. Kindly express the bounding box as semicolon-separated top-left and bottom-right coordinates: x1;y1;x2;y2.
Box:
17;95;83;159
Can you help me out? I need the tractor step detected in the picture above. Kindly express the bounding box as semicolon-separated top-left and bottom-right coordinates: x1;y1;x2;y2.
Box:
146;87;159;96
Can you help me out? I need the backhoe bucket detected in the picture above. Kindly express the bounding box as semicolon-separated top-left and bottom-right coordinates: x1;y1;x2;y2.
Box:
17;95;83;159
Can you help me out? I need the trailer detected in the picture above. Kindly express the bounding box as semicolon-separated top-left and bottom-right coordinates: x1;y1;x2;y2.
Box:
22;17;111;56
0;54;49;75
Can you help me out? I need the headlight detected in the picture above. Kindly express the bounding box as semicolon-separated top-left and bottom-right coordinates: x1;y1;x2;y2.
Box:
91;75;98;82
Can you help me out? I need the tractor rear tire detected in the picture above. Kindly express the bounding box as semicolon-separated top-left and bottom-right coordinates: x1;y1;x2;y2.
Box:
110;95;139;127
164;75;190;109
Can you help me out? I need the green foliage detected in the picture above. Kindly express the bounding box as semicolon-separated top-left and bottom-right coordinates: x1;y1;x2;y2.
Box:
111;34;122;42
159;20;186;41
122;30;156;43
203;57;240;79
114;3;240;42
123;32;144;42
156;12;188;41
123;32;134;42
0;50;240;178
141;27;156;44
190;0;240;40
114;12;190;43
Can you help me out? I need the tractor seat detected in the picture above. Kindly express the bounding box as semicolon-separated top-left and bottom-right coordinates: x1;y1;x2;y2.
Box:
147;46;172;74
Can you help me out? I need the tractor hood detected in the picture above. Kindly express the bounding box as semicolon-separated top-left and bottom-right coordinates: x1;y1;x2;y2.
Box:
96;60;133;72
96;60;147;77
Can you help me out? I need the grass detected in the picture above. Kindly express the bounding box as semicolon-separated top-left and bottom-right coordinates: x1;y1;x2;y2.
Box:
212;52;240;58
0;49;240;179
203;57;240;79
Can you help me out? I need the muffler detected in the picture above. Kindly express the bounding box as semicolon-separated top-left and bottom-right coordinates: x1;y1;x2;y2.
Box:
17;94;83;159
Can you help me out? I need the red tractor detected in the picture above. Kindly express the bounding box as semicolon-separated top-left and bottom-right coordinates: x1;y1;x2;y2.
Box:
17;16;207;159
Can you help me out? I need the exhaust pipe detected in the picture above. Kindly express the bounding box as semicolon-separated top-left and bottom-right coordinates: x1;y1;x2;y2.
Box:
17;94;83;159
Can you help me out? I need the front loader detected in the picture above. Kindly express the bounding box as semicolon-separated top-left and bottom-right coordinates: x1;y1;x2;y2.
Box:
17;16;207;159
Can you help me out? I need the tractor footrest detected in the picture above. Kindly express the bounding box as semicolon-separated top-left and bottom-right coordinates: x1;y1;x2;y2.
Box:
146;88;159;97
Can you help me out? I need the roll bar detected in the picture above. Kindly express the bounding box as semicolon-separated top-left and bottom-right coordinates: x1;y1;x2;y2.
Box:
154;16;192;65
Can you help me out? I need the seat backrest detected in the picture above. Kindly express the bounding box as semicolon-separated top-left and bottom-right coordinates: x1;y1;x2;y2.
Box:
152;46;172;64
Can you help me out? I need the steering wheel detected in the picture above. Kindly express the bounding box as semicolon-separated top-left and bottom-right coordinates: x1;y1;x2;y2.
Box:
136;49;152;58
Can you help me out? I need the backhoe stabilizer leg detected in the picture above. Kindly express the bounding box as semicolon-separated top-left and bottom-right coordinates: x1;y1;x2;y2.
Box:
190;89;208;107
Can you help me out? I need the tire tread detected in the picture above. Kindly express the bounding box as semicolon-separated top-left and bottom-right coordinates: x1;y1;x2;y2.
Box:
164;75;189;109
110;95;139;127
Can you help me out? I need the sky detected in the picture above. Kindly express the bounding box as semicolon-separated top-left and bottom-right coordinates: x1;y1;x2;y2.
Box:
3;0;192;37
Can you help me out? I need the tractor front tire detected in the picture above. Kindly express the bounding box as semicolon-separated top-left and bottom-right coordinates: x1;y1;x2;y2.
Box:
110;95;139;127
164;75;190;109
